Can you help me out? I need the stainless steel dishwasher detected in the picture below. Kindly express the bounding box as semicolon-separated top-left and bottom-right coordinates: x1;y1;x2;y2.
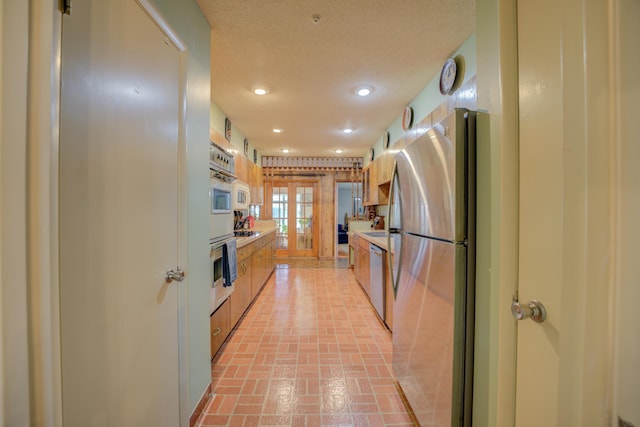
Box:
369;244;385;321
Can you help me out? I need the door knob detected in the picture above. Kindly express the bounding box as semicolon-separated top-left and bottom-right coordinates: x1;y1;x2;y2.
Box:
511;293;547;323
165;267;185;284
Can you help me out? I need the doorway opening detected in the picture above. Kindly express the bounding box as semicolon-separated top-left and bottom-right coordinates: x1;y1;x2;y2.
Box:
336;181;363;258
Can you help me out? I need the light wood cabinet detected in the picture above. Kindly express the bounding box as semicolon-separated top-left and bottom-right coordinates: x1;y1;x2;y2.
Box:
229;255;252;327
210;299;230;359
352;233;371;298
249;163;264;205
251;233;275;298
234;153;250;183
376;152;393;185
363;163;379;206
211;231;277;360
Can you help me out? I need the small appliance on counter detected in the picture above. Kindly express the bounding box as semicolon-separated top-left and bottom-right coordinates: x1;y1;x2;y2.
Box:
372;216;385;230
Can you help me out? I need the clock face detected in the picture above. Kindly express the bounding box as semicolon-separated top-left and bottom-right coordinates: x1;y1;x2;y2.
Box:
383;131;390;149
402;106;414;131
439;58;457;95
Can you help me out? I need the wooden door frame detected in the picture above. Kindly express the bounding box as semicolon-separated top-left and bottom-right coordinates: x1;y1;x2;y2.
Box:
267;179;320;258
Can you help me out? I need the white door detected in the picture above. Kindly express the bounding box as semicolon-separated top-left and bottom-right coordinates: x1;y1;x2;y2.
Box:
59;0;182;425
515;0;621;424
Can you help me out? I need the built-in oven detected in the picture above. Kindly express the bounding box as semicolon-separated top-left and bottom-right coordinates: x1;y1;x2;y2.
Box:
210;243;225;288
209;142;237;242
210;237;237;288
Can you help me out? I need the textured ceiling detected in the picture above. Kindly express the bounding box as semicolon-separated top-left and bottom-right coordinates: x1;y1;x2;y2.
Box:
196;0;475;157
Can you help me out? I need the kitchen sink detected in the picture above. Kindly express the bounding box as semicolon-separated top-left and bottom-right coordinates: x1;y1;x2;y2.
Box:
362;231;387;238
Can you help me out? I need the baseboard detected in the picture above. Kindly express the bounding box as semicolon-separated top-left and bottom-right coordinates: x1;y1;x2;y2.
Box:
189;382;212;427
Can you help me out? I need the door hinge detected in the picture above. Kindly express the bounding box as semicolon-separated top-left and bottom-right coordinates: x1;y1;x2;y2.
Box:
62;0;71;15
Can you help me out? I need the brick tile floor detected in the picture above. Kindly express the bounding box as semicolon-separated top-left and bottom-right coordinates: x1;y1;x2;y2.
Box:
196;263;416;427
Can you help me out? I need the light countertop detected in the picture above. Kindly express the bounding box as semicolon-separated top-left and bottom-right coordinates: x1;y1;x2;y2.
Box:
351;230;394;253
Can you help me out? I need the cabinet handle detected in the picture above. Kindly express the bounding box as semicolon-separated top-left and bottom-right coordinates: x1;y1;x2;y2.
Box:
212;327;221;337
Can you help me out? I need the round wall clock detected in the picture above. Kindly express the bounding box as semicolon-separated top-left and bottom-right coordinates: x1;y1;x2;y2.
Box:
253;149;258;164
369;147;375;162
439;58;458;95
402;106;414;131
383;131;390;149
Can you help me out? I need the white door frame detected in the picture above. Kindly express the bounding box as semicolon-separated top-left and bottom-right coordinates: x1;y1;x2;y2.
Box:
4;1;191;425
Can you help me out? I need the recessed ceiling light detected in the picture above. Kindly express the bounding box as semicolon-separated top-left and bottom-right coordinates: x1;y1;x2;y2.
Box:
335;149;343;154
273;128;283;133
343;128;353;134
281;149;290;153
353;85;374;97
252;86;269;95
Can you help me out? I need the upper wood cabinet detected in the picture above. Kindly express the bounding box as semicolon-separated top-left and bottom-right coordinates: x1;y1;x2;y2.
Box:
375;152;393;185
362;164;378;206
249;163;264;205
234;153;250;183
232;155;264;205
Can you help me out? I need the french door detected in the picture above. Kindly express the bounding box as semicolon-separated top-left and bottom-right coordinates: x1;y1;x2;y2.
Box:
271;181;319;257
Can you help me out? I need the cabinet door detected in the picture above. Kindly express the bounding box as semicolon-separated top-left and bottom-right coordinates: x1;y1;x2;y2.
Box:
368;162;379;205
251;247;264;299
229;257;251;326
210;299;230;359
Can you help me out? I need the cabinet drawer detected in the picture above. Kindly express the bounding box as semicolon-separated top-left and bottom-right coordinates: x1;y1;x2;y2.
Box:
237;243;254;262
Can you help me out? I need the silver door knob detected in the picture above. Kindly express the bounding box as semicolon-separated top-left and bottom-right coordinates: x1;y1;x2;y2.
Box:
165;267;185;283
511;293;547;323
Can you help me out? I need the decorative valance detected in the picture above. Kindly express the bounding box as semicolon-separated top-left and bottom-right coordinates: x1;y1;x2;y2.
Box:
261;156;362;171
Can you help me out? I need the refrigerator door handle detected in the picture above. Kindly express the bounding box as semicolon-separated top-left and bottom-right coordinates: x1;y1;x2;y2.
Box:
387;160;402;299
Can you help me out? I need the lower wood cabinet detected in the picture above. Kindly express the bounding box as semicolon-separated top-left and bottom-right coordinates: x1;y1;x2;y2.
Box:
353;235;371;298
229;256;251;327
210;299;230;359
211;231;277;360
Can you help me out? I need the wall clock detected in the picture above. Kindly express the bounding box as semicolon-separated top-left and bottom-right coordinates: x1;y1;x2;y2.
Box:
253;149;258;164
402;106;414;131
383;131;390;149
369;147;375;162
439;58;458;95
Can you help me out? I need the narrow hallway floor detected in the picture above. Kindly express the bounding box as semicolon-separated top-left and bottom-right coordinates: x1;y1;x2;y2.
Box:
196;262;416;427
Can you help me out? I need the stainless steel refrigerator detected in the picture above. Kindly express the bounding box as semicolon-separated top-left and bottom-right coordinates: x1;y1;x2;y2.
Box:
387;108;477;426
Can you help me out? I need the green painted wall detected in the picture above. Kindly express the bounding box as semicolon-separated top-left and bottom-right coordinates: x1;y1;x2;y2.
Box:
211;102;261;165
366;33;477;167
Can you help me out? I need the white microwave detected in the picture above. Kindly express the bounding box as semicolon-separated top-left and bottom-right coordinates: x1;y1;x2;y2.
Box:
232;180;250;210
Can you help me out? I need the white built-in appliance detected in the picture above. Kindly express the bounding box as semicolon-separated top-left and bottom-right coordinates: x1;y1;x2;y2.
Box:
209;142;236;243
210;242;225;288
231;180;251;210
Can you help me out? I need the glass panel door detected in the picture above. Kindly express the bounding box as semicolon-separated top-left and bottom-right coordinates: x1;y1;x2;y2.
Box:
270;181;318;257
272;186;288;252
296;186;314;251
